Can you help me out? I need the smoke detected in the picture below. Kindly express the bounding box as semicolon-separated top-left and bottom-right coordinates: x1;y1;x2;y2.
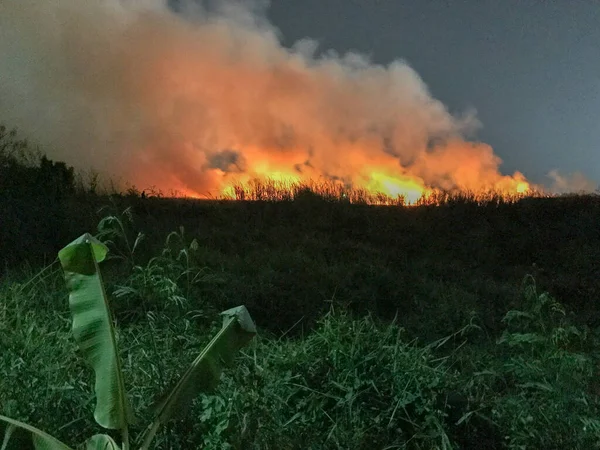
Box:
0;0;531;197
547;170;597;194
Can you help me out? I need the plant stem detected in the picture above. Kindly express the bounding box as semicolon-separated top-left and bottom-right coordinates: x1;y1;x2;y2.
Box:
17;258;59;294
139;421;161;450
122;425;130;450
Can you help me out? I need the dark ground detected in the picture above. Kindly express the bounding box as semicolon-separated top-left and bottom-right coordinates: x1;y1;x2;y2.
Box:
4;192;600;340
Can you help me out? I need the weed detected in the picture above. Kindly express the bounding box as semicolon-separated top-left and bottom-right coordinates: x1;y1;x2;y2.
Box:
1;233;256;449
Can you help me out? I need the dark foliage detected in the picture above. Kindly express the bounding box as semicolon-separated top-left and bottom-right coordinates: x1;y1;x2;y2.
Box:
3;148;600;339
0;126;76;270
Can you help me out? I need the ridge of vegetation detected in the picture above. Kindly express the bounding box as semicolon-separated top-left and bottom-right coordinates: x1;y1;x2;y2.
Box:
2;124;600;448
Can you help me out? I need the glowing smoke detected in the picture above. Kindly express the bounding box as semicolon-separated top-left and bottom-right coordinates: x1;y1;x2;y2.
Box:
0;0;533;198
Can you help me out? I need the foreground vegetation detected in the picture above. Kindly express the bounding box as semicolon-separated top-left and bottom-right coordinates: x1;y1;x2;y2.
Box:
2;232;256;450
2;200;600;448
2;125;600;448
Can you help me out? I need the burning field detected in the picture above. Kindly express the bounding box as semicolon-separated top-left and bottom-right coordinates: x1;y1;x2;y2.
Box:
0;0;555;204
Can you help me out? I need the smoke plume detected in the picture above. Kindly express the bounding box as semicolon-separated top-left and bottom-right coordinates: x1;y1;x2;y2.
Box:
0;0;531;198
547;170;597;194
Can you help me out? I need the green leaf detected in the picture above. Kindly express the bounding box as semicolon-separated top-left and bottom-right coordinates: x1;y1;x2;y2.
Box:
58;233;134;430
139;306;256;448
154;305;256;420
0;414;73;450
84;434;121;450
58;234;108;271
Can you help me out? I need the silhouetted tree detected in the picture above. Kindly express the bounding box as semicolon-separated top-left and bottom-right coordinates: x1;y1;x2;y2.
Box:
0;124;76;270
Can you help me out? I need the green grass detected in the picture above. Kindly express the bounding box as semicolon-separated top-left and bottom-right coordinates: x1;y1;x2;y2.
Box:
2;191;600;448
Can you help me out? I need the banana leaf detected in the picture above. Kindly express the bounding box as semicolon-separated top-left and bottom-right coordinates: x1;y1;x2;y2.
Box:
139;306;256;448
84;434;120;450
0;414;73;450
58;233;134;430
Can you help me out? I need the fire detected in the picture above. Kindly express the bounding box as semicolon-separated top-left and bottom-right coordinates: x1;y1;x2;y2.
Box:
210;140;536;204
215;164;534;205
364;171;430;204
252;168;301;185
208;138;536;205
516;181;530;194
0;0;554;204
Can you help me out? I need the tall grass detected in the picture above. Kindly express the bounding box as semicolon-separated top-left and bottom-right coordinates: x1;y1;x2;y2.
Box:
2;211;600;448
221;177;548;206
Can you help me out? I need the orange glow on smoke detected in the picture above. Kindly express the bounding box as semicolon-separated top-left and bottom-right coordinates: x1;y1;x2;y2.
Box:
0;1;550;204
198;138;536;205
207;141;535;205
214;155;533;205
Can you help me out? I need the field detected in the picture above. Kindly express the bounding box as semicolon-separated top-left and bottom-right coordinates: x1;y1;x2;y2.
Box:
2;190;600;449
2;137;600;448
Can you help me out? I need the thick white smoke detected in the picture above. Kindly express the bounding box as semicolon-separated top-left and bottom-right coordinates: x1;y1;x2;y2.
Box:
0;0;533;197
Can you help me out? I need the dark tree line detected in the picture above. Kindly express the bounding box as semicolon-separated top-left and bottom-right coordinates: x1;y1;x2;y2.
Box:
0;125;77;270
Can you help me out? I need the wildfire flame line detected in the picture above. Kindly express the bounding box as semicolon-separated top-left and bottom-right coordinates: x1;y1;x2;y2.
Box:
3;1;593;199
212;175;536;206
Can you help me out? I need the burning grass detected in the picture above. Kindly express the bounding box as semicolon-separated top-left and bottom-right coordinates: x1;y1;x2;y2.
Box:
218;177;548;206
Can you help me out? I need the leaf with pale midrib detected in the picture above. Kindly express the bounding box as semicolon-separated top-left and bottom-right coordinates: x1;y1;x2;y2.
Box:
139;306;256;446
58;233;134;431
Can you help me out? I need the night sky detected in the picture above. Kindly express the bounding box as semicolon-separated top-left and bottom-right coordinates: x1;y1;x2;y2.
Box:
265;0;600;187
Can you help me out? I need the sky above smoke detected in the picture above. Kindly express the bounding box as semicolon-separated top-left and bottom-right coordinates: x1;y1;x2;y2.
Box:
0;0;595;197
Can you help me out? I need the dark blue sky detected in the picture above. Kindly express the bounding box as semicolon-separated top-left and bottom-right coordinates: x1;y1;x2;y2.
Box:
266;0;600;185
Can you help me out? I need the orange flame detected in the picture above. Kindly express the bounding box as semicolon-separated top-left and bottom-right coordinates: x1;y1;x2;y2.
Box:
0;0;542;204
363;171;430;204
